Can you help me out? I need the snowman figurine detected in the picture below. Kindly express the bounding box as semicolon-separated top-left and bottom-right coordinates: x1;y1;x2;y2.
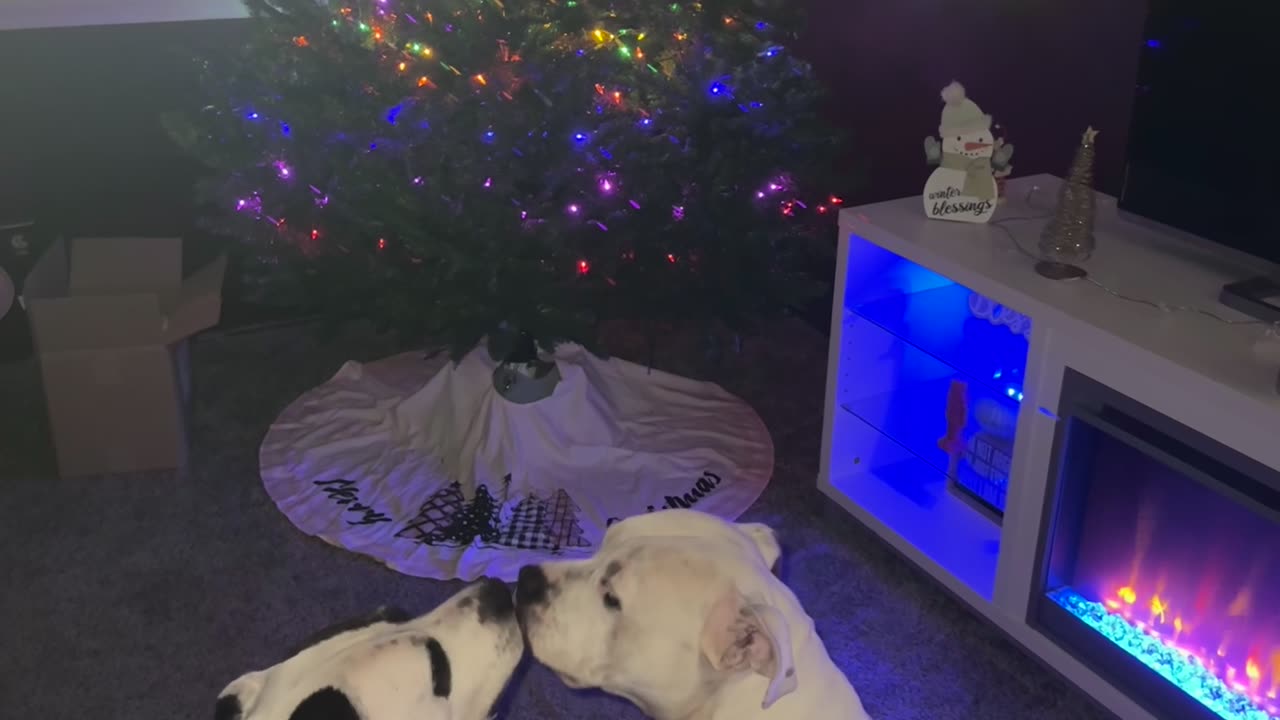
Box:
922;81;998;224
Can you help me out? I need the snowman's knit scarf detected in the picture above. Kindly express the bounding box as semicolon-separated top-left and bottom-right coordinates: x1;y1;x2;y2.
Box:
939;152;995;200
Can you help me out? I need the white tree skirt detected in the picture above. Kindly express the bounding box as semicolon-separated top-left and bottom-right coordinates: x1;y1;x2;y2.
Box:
259;343;774;581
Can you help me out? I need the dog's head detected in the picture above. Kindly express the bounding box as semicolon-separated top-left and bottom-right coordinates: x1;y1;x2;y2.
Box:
215;578;522;720
515;510;797;718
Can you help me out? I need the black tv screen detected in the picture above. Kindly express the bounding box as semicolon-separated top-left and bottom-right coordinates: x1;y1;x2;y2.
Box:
1119;1;1280;270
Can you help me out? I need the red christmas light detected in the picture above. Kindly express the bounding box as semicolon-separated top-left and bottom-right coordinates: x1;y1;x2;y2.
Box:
377;237;387;250
293;36;310;47
310;228;320;240
829;195;844;205
666;253;676;263
577;259;590;275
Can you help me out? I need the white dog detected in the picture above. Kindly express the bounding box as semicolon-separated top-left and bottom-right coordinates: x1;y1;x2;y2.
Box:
215;578;523;720
515;509;871;719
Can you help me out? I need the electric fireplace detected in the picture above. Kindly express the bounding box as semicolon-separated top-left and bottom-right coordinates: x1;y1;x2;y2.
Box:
1034;370;1280;720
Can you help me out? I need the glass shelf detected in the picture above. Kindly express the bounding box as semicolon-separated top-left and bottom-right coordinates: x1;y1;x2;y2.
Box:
837;288;1027;516
826;408;1002;602
823;238;1033;600
841;372;1016;515
850;281;1031;405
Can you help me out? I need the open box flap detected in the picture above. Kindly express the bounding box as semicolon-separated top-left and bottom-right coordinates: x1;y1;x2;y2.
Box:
68;237;183;296
20;237;69;308
163;254;227;342
26;294;166;351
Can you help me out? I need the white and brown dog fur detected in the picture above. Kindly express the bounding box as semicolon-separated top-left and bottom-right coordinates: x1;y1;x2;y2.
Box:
214;578;522;720
515;509;871;719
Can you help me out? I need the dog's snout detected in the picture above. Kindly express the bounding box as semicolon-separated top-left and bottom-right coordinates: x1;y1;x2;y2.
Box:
474;577;514;623
516;564;550;607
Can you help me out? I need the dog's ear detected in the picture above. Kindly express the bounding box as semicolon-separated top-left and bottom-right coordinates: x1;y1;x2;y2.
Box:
735;522;782;571
699;588;798;709
216;670;266;719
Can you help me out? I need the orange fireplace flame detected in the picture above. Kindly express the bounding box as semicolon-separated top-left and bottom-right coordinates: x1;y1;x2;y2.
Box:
1227;587;1253;617
1247;657;1262;692
1150;594;1169;624
1105;583;1278;708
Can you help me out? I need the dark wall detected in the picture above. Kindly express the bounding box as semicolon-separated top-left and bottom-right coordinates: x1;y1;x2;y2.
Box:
0;2;1148;270
0;20;248;238
805;0;1148;204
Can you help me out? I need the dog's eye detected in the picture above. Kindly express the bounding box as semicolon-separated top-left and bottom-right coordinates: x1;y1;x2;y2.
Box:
603;591;622;611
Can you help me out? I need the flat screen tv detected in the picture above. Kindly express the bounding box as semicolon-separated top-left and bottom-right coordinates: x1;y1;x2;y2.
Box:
1119;1;1280;320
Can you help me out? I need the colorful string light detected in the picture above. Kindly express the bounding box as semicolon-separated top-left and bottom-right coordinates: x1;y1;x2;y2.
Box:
225;0;841;273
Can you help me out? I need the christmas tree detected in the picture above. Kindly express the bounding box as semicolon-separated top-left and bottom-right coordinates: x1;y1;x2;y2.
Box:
1037;126;1098;279
166;0;846;360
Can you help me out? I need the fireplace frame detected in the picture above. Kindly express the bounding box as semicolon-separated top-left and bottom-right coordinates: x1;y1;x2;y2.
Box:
1029;368;1280;720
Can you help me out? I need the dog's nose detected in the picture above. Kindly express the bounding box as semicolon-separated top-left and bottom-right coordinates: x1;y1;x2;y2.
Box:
515;564;549;607
474;577;514;623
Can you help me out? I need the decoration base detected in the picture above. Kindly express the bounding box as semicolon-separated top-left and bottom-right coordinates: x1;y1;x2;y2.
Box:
1035;261;1088;281
258;343;774;581
492;361;561;404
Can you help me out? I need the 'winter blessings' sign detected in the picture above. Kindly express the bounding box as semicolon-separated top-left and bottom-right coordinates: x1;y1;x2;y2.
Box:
922;82;1012;224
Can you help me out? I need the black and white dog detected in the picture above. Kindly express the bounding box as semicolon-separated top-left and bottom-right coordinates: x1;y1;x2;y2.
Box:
215;578;522;720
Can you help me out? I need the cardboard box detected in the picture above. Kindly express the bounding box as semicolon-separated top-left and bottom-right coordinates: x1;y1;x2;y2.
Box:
21;237;225;478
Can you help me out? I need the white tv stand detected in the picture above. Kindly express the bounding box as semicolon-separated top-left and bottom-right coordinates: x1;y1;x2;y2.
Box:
817;174;1280;720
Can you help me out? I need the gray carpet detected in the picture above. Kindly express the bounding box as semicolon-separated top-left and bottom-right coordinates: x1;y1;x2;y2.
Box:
0;318;1112;720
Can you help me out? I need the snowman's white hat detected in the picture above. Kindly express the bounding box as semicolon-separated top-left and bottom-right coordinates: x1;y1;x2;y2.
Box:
939;81;992;137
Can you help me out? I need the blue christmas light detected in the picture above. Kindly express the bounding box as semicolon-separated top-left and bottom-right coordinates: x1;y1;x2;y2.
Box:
1050;588;1278;720
573;132;589;143
247;111;261;120
755;21;768;30
280;122;291;136
708;82;728;96
386;104;403;125
1146;38;1162;49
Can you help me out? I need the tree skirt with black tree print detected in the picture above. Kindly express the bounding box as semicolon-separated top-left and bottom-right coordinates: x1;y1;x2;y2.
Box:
259;343;774;580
